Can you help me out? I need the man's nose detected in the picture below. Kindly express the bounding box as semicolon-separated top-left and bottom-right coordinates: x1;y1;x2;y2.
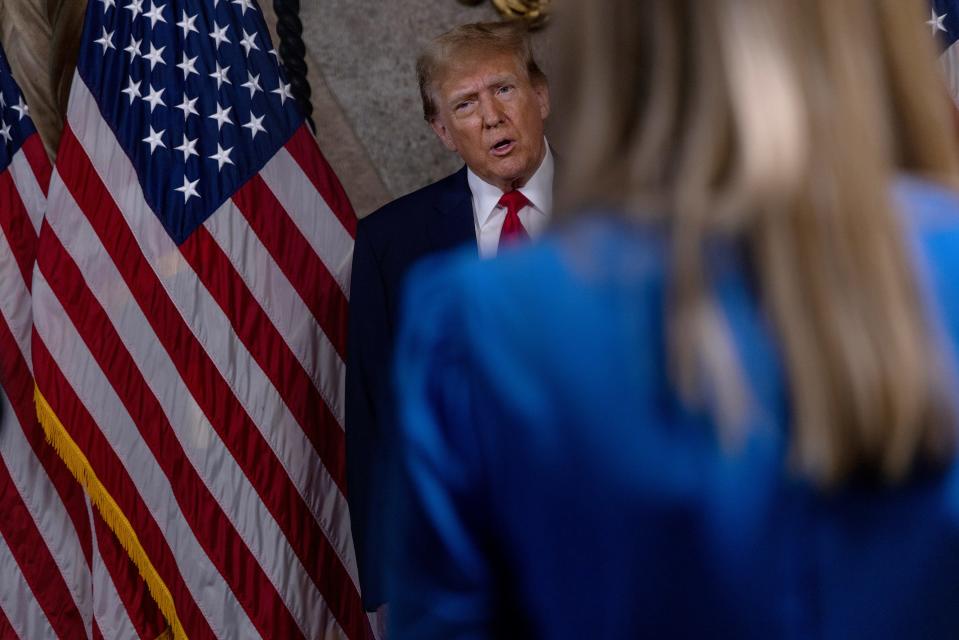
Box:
480;95;505;128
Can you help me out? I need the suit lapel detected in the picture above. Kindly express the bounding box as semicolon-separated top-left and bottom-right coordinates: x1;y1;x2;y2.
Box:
425;166;478;256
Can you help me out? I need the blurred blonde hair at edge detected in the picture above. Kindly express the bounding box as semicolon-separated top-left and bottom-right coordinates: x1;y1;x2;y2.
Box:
555;0;959;487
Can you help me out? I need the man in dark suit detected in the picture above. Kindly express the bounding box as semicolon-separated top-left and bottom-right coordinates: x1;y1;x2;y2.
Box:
346;20;554;612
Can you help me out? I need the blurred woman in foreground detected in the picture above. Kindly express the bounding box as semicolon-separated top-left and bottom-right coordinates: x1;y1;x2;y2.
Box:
387;0;959;637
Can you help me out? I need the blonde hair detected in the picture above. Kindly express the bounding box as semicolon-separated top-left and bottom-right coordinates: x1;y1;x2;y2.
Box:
416;21;546;121
558;0;959;486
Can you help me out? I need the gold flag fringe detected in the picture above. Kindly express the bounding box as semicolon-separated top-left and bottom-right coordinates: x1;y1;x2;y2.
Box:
34;387;185;640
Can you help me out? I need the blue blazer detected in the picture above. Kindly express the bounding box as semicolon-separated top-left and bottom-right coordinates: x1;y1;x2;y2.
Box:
346;166;477;609
388;179;959;638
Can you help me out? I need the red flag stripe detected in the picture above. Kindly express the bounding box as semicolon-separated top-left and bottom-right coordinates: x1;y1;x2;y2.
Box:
0;171;37;288
31;330;219;640
230;173;349;361
58;118;369;640
283;125;358;237
181;225;348;490
33;206;304;640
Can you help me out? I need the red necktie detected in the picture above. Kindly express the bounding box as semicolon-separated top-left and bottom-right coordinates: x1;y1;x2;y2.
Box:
497;190;531;250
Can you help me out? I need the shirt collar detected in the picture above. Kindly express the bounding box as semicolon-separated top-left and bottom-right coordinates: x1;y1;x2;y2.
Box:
467;140;554;228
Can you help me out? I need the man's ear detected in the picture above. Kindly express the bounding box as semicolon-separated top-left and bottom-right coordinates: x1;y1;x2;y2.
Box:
430;117;457;152
534;81;551;120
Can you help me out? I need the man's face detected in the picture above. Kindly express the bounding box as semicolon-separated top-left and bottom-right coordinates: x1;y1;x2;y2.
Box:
429;51;550;192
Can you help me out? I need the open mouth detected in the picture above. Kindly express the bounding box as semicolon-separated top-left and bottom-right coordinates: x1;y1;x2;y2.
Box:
490;139;515;156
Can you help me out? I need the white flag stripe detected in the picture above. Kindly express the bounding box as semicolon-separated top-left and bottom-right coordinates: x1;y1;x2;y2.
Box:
0;223;33;366
32;266;264;640
0;405;91;632
260;146;354;298
0;520;57;640
8;149;45;234
86;499;142;640
942;42;959;105
67;78;361;593
45;179;344;640
204;200;347;426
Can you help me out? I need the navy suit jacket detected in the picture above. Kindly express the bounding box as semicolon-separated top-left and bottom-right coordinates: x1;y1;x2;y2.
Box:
346;166;477;610
387;178;959;638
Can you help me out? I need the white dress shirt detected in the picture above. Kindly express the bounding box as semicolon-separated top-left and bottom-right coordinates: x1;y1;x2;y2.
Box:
467;142;554;258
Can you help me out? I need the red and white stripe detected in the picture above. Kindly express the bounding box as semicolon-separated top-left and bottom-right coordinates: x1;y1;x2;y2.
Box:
33;71;373;638
0;123;165;638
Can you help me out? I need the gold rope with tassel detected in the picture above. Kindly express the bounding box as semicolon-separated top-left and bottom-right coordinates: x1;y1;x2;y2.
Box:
34;387;184;640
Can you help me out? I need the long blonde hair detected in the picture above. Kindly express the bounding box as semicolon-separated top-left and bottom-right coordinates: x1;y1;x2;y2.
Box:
557;0;959;486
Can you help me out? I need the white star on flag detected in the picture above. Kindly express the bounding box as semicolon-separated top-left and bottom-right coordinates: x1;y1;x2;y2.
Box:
272;81;293;105
210;23;231;49
240;30;260;56
209;102;234;130
242;72;263;97
232;0;257;16
177;10;199;37
243;112;267;140
209;142;234;170
210;61;232;89
144;43;166;70
122;78;142;104
175;176;200;202
177;54;199;79
124;35;143;57
95;27;116;52
144;1;167;28
143;85;166;112
929;9;948;35
142;125;166;152
175;134;199;161
176;94;199;119
124;0;144;17
11;96;29;120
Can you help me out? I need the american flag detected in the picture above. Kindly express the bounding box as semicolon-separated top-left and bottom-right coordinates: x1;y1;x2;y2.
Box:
31;0;370;638
0;40;168;639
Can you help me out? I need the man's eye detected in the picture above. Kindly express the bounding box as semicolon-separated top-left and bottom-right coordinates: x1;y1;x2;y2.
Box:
497;85;515;95
455;101;472;111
